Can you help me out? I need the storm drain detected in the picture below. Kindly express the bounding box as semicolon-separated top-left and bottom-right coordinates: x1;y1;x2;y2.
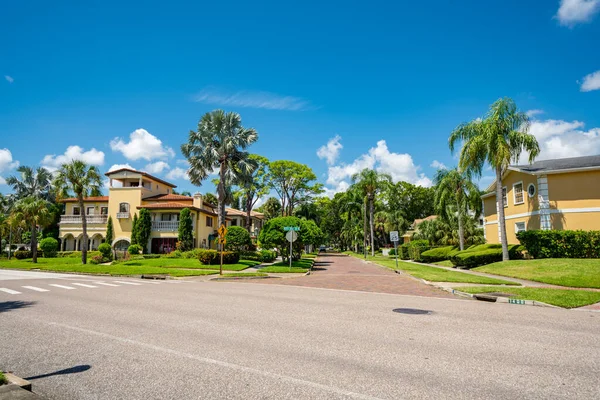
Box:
392;308;433;315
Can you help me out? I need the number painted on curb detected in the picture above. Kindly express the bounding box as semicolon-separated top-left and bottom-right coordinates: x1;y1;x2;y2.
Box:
509;299;525;305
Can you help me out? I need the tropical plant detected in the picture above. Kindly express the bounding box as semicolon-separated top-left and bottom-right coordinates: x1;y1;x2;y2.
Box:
53;160;102;264
6;166;53;200
256;197;281;220
449;97;539;260
182;110;258;232
234;154;271;232
203;193;218;207
11;196;53;262
178;208;194;251
137;208;152;253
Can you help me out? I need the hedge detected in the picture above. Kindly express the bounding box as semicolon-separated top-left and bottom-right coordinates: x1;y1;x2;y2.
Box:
517;230;600;259
239;250;277;263
58;251;101;258
127;244;142;255
198;250;240;265
449;244;524;269
39;237;58;258
14;250;33;259
420;246;456;263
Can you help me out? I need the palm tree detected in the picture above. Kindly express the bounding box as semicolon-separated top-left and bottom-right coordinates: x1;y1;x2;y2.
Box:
182;110;258;229
433;168;480;251
12;197;52;263
6;166;53;200
53;160;102;264
351;169;391;256
449;97;539;260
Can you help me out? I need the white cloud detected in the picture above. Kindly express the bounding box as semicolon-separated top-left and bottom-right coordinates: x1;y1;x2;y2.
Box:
165;167;189;181
110;129;175;161
526;109;545;117
556;0;600;26
580;70;600;92
194;87;310;111
316;135;343;165
41;146;105;172
430;160;447;170
108;163;133;172
176;159;190;166
528;119;585;141
145;161;170;174
4;75;13;83
0;176;5;185
0;148;20;173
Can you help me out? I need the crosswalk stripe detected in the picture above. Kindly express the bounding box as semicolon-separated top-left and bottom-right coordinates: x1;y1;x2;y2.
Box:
94;282;120;287
22;286;49;292
72;283;97;288
114;281;141;286
49;284;75;290
0;288;21;295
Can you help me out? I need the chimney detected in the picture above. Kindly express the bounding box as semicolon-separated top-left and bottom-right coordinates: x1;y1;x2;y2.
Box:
193;192;203;209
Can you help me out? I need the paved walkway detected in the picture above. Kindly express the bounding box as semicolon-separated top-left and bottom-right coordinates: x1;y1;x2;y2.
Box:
254;253;456;298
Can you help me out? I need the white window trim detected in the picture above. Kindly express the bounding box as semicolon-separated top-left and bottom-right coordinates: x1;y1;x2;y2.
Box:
527;183;536;198
512;181;524;205
515;221;526;234
502;186;508;208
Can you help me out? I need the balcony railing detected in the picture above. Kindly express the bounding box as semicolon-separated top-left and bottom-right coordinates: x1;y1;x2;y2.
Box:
60;215;108;224
152;221;180;231
116;212;130;219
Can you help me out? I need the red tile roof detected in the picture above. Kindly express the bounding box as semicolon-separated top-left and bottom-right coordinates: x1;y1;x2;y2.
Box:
59;196;109;203
137;202;217;216
225;207;266;219
143;194;194;201
105;168;177;188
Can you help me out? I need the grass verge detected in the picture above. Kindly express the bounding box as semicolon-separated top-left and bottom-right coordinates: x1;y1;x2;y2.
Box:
119;258;260;271
219;272;269;278
474;259;600;288
454;286;600;308
0;371;7;385
259;266;309;273
433;260;454;267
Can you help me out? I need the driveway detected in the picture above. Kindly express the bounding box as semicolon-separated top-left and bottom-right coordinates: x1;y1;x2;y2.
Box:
257;253;455;298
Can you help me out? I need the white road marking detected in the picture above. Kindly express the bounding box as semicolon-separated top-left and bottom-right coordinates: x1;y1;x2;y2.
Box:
0;288;21;294
49;284;75;290
114;281;141;286
72;283;97;288
22;286;49;292
140;280;161;284
94;282;120;287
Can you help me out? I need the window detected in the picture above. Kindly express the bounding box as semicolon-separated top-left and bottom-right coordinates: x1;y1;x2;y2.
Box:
231;219;237;226
73;206;81;216
527;183;536;198
86;206;95;215
515;222;526;234
502;187;507;207
100;207;108;215
206;216;213;227
119;203;130;213
513;182;524;205
161;214;171;221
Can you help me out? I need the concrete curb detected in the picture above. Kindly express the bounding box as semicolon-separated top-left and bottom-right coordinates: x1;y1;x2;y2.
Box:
442;287;560;308
3;373;31;391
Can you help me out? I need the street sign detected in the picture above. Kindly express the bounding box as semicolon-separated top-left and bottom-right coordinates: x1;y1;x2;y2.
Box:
285;230;298;243
218;224;228;237
284;226;300;232
390;231;399;242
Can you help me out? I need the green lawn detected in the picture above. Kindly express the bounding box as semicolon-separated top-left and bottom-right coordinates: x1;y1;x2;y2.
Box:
475;259;600;288
454;286;600;308
433;260;454;267
119;258;260;271
0;257;217;277
349;254;518;285
219;272;269;278
259;266;309;273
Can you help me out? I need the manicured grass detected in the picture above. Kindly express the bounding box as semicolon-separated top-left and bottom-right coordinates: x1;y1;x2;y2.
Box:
433;260;454;267
119;258;260;271
0;258;217;277
220;272;268;277
259;266;309;273
0;371;7;385
474;259;600;288
267;258;314;270
454;286;600;308
303;253;318;259
348;254;518;285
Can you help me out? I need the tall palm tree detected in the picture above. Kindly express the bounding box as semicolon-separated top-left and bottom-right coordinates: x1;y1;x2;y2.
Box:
12;197;52;263
449;97;539;260
182;110;258;230
234;154;270;232
352;169;391;256
6;166;53;200
434;168;480;251
53;160;102;264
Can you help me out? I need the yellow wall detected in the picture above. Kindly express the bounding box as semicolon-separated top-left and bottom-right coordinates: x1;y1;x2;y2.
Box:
107;188;142;244
483;170;538;221
547;170;600;211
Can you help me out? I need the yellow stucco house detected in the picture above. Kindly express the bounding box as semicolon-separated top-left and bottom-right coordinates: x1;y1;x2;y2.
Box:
58;168;221;253
224;207;265;240
482;155;600;244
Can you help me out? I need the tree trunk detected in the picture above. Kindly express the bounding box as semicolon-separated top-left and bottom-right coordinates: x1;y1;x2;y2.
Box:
79;195;88;264
496;166;509;261
245;194;252;233
457;199;465;251
369;195;375;257
31;222;38;263
362;198;367;258
217;162;226;229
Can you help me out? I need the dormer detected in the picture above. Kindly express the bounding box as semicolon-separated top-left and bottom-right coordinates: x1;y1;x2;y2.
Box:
105;168;177;197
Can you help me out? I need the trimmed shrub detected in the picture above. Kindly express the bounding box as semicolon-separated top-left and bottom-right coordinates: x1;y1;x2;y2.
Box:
14;250;33;259
58;251;101;258
225;226;252;251
89;255;105;265
127;244;142;255
198;250;240;265
239;250;277;263
260;250;277;262
408;240;430;261
399;245;410;260
517;230;600;259
388;248;396;256
420;246;456;263
98;243;112;260
449;244;524;268
39;237;59;258
164;250;183;259
142;254;160;259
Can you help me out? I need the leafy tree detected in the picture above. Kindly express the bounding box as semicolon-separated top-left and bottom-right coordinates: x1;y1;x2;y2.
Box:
53;160;102;264
203;193;218;207
131;213;139;245
449;97;539;260
235;154;271;232
178;208;194;251
6;166;53;200
137;208;152;253
182;110;258;232
383;181;435;225
12;197;52;263
433;168;481;251
225;225;252;251
256;197;281;220
258;216;324;261
269;160;323;216
352;169;391;256
106;216;114;245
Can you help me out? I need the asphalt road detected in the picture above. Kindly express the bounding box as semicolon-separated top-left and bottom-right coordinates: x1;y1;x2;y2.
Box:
1;270;599;399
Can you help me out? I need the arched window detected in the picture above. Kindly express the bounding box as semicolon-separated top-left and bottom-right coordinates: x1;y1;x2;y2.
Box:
119;203;129;213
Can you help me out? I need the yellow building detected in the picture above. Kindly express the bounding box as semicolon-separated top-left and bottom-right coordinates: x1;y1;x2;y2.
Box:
482;155;600;244
58;168;220;253
225;207;265;239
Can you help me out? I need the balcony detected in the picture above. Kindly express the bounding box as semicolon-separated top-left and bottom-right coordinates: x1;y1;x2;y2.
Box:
152;221;180;231
116;212;130;219
60;215;108;224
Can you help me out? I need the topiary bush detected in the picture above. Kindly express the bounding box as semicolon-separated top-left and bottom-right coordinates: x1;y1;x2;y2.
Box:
14;250;33;260
517;230;600;259
449;244;524;268
98;243;112;260
420;246;456;263
39;237;59;258
259;249;277;262
198;249;240;265
127;244;142;255
225;226;252;251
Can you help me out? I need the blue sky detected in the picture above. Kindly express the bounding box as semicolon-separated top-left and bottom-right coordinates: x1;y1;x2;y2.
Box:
1;0;600;197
